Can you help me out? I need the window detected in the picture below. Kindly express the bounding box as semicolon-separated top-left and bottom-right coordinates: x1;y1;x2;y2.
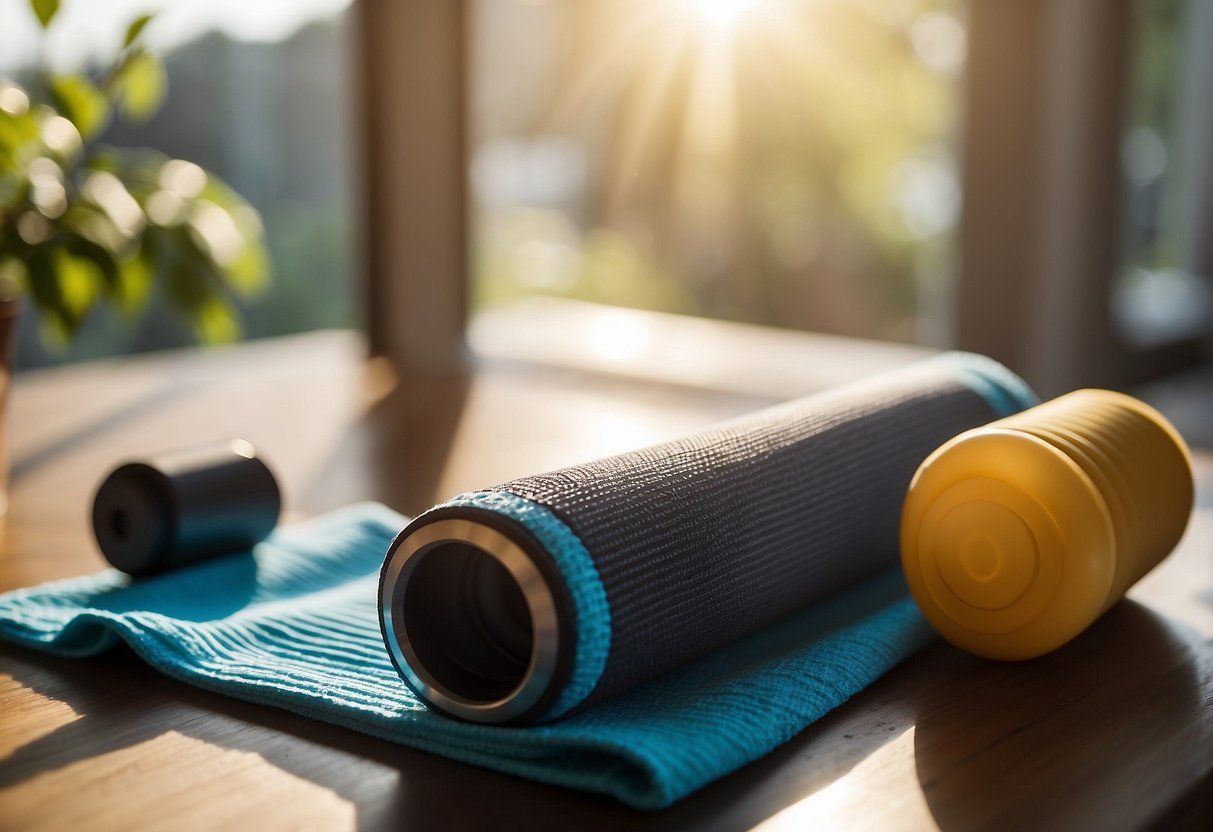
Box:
362;0;1211;401
15;1;1206;397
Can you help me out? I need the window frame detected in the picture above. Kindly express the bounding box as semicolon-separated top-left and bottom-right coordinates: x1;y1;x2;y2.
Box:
356;0;467;373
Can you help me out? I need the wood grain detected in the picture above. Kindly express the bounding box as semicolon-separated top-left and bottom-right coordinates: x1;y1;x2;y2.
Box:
0;319;1209;831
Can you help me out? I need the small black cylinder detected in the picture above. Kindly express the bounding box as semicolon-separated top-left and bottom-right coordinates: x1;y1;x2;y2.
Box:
92;440;281;576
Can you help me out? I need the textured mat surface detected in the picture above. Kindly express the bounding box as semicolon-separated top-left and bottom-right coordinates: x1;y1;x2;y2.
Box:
0;503;933;809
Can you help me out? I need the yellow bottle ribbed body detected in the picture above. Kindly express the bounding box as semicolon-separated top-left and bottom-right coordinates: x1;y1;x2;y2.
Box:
900;389;1193;660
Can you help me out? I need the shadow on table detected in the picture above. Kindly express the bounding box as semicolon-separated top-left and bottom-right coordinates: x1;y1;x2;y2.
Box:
3;579;1210;827
0;631;916;831
8;603;1206;828
294;365;471;518
9;378;200;483
913;600;1212;832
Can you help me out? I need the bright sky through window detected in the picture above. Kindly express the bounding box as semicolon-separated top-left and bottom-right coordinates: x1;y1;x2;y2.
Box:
0;0;350;71
688;0;761;28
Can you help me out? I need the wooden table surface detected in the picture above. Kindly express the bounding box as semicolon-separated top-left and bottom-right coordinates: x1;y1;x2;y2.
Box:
0;310;1210;831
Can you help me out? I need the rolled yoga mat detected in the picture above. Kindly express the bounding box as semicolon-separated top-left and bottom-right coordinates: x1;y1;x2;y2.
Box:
379;351;1037;724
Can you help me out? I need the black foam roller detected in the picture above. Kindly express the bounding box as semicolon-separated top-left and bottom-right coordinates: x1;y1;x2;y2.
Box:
92;439;280;576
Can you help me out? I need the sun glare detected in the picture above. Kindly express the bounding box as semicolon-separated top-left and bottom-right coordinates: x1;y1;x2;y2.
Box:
687;0;760;28
546;0;846;275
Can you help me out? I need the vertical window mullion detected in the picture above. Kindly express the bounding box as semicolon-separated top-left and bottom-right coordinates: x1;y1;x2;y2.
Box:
356;0;469;373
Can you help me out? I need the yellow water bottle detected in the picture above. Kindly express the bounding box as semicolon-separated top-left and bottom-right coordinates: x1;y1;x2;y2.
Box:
900;389;1193;660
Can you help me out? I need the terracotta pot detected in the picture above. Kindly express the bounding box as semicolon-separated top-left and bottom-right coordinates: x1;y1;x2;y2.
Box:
0;298;18;515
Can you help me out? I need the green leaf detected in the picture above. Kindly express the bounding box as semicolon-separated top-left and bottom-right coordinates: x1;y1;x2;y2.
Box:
30;0;59;28
53;248;102;322
199;177;248;211
164;226;217;306
123;13;154;49
61;203;128;256
115;247;153;315
50;74;110;139
112;51;166;121
193;178;271;295
224;237;269;296
83;148;121;174
0;172;26;214
65;235;120;294
0;103;42;163
25;246;71;339
24;246;104;339
157;225;243;343
193;296;239;343
0;257;29;298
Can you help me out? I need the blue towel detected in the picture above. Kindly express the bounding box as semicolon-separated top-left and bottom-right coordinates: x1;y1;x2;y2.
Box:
0;502;934;809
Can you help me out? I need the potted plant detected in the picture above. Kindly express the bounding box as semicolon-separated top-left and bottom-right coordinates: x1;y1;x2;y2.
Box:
0;0;269;509
0;1;269;341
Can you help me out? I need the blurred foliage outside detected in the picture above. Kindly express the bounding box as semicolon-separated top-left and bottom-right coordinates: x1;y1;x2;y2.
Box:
1114;0;1210;346
0;1;353;371
1122;0;1184;273
471;0;965;345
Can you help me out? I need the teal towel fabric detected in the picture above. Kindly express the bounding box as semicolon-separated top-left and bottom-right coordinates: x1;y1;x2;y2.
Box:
0;503;934;809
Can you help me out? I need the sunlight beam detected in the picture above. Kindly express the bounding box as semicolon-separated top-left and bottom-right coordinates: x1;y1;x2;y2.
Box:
686;0;760;29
